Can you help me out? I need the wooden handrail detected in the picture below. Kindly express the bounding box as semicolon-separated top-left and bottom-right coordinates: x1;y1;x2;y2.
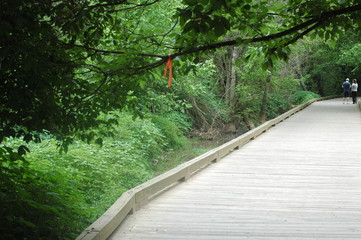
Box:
75;96;337;240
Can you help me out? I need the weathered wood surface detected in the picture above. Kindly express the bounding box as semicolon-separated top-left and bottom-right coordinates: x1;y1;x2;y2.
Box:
109;98;361;239
77;96;327;240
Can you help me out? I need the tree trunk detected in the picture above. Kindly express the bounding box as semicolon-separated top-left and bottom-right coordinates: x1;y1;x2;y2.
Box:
229;46;238;104
223;46;240;105
243;116;255;130
225;61;231;102
300;81;307;91
259;71;271;123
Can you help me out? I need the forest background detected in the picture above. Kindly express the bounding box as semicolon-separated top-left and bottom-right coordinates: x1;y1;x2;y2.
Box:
1;0;361;239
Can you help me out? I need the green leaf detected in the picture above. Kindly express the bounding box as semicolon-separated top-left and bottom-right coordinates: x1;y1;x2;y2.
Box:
213;21;225;36
180;9;192;26
18;145;30;156
243;4;251;10
183;21;196;33
24;133;33;143
95;138;103;147
184;0;199;5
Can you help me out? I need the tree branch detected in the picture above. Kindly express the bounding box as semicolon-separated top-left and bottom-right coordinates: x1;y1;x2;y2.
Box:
62;42;163;58
63;3;361;103
171;4;361;59
88;0;161;12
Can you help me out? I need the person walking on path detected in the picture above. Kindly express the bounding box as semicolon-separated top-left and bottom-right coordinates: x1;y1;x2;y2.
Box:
342;78;351;104
351;79;358;104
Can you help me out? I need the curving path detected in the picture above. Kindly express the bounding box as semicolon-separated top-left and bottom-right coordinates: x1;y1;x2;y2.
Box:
108;98;361;240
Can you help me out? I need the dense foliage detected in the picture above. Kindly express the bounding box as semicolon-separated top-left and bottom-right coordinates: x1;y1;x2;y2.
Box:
295;32;361;95
1;111;191;240
2;0;361;141
2;0;361;239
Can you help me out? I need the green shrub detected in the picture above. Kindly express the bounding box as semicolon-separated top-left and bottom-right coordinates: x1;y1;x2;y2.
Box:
236;84;262;122
150;113;190;150
99;112;167;158
0;112;170;239
266;93;293;119
291;91;320;105
31;140;153;215
0;145;87;240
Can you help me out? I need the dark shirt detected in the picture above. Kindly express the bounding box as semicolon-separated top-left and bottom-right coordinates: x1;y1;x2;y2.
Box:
343;81;351;92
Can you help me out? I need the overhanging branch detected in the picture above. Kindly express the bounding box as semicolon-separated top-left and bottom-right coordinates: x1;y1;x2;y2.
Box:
171;4;361;59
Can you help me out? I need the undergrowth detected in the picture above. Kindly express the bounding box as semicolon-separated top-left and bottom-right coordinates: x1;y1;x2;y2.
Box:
0;111;191;240
0;89;321;239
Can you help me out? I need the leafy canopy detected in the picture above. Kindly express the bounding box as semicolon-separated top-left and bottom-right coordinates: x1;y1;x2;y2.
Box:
1;0;361;144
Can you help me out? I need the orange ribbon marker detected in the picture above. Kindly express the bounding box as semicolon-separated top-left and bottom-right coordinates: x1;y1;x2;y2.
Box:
163;55;173;87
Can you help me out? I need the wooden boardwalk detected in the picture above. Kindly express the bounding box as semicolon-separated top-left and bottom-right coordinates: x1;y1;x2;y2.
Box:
109;99;361;239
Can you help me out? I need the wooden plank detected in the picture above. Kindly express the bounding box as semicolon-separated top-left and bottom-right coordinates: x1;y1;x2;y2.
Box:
78;95;322;240
109;98;361;239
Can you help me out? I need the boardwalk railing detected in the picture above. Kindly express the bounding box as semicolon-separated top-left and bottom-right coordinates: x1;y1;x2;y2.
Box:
76;96;337;240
